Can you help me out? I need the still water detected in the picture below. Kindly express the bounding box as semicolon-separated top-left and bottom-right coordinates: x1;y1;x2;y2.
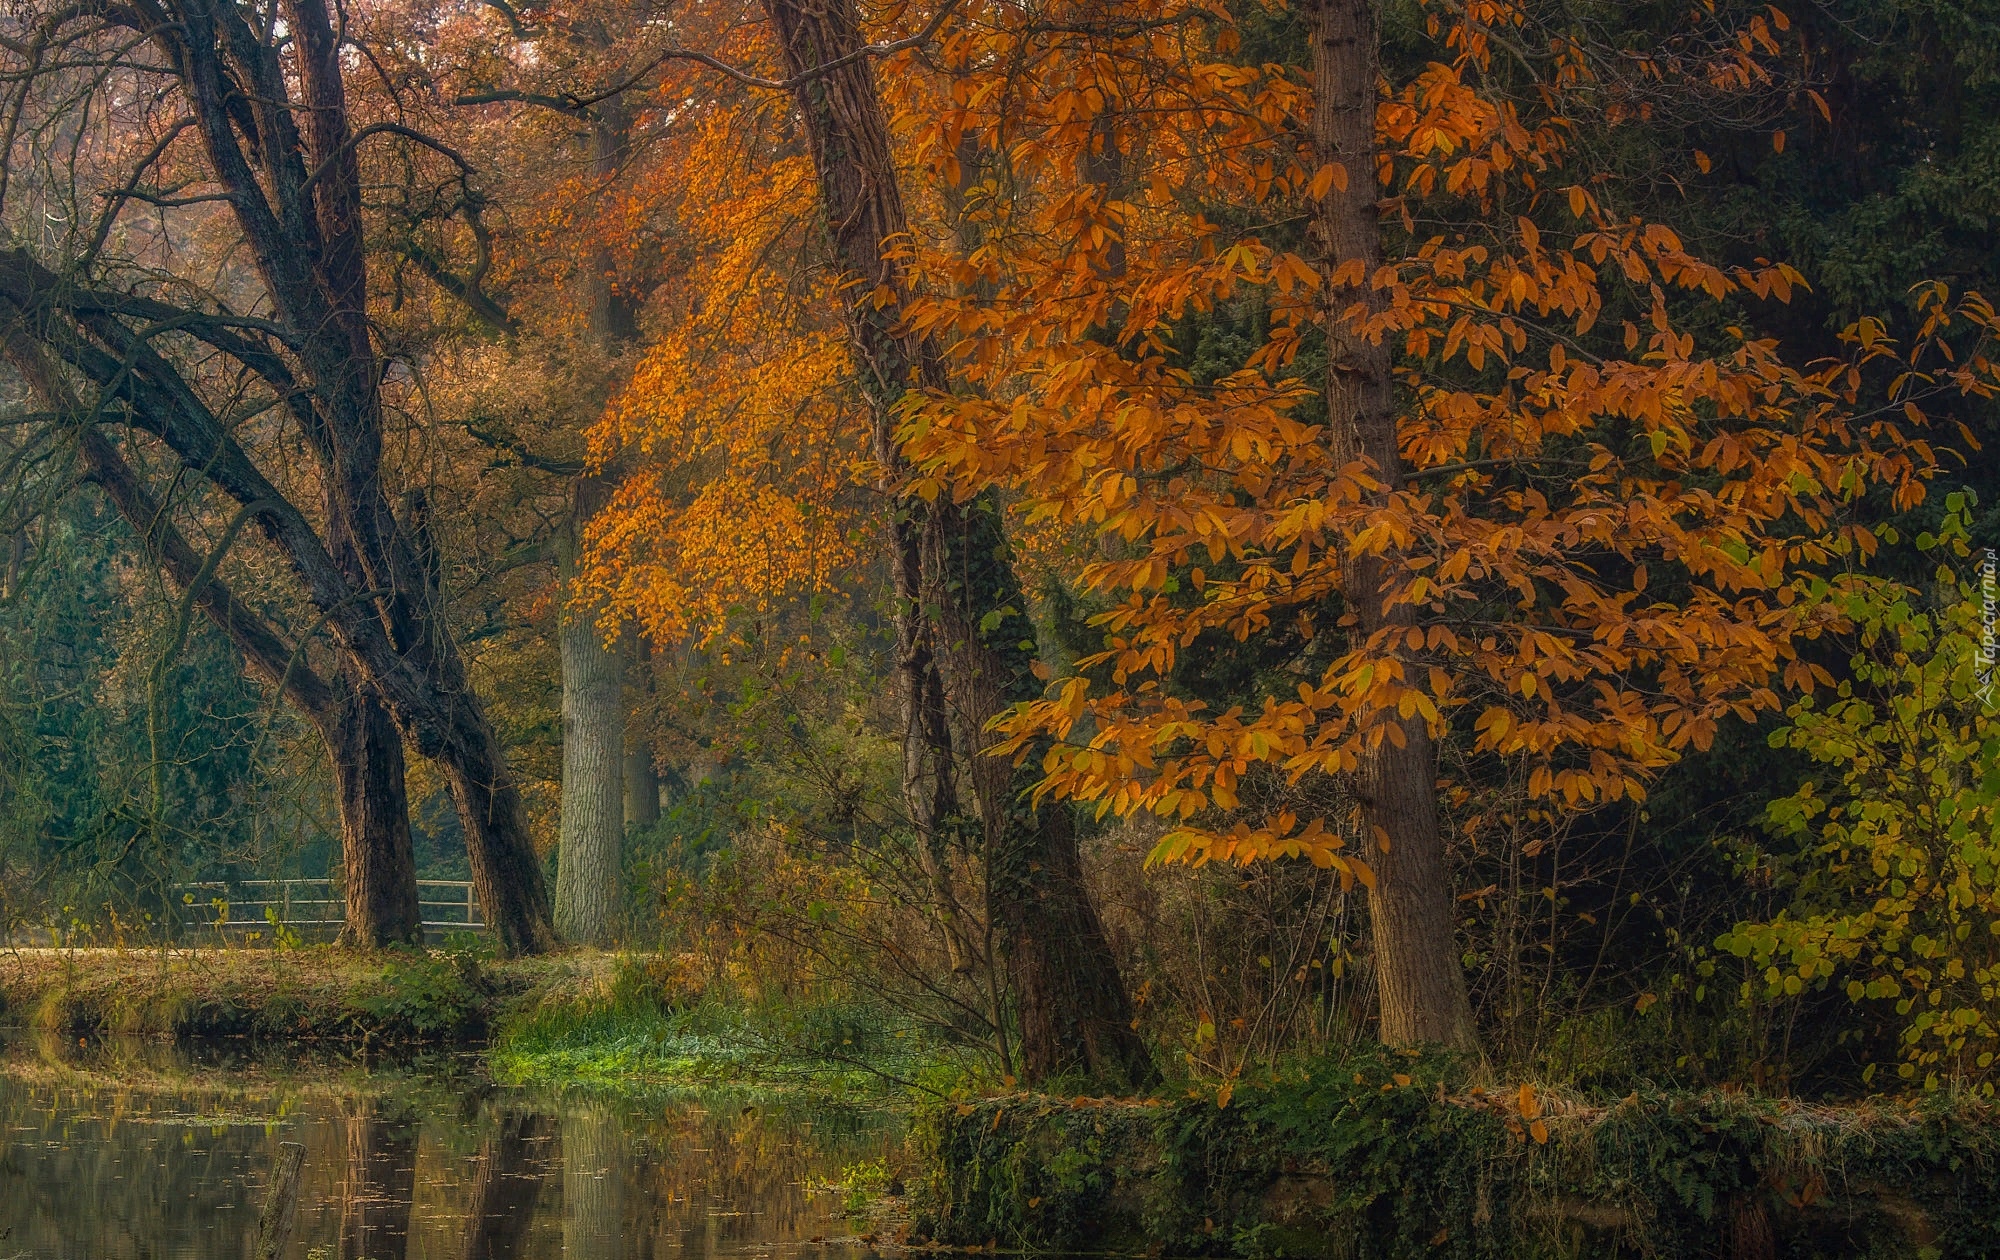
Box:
0;1038;901;1259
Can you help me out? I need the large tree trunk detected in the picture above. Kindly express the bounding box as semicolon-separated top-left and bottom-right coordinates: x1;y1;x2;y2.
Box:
553;104;638;948
762;0;1155;1088
1307;0;1479;1052
329;678;424;948
556;501;625;947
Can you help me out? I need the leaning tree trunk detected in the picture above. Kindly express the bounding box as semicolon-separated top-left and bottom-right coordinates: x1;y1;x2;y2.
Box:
932;496;1157;1089
275;0;557;957
762;0;1156;1088
763;0;975;983
1307;0;1479;1052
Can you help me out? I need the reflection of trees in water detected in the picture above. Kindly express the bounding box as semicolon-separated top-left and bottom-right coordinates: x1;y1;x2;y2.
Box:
563;1103;622;1257
621;1104;862;1257
0;1082;282;1255
340;1102;418;1260
459;1110;555;1260
0;1067;897;1258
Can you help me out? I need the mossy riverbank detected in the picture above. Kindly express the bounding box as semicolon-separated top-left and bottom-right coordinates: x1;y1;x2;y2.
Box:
908;1059;2000;1259
13;948;1998;1258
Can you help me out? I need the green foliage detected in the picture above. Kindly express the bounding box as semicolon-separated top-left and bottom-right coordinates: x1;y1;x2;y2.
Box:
912;1055;2000;1258
0;499;321;937
837;1156;895;1217
488;956;936;1098
346;951;488;1042
262;905;302;950
1721;496;2000;1091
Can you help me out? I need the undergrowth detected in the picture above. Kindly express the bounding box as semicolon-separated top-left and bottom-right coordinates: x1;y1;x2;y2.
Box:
487;957;951;1099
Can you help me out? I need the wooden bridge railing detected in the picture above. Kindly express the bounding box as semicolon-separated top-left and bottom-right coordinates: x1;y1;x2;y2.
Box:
172;878;483;939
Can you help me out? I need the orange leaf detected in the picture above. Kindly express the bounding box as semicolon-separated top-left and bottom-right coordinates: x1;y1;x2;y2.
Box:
1518;1082;1541;1119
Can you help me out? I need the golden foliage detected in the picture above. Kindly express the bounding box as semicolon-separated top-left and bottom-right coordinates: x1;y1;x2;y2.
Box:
886;0;2000;878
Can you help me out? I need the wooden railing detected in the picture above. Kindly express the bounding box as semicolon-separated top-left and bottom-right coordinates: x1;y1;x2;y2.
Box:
173;878;483;938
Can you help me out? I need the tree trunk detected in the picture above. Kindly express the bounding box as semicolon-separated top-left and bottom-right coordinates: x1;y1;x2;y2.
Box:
330;677;424;948
556;495;625;947
246;0;558;958
622;734;659;828
1307;0;1479;1052
762;0;1156;1088
551;100;639;948
624;635;661;828
932;497;1156;1089
441;723;558;956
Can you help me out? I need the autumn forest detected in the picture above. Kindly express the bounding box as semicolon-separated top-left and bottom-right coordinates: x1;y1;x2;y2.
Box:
1;0;1999;1253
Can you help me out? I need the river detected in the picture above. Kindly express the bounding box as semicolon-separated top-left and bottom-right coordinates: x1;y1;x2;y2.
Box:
0;1035;902;1259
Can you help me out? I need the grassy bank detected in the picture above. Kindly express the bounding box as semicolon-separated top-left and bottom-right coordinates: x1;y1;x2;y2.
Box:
0;945;604;1046
488;965;950;1100
909;1055;2000;1259
0;946;952;1099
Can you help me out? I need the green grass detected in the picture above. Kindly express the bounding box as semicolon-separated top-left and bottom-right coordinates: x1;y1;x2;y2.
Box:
487;970;954;1101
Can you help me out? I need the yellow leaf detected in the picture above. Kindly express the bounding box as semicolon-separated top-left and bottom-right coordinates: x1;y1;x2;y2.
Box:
1529;1119;1549;1145
1518;1082;1541;1119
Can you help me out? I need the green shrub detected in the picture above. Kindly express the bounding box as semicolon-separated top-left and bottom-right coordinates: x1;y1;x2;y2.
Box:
1721;507;2000;1093
346;952;486;1042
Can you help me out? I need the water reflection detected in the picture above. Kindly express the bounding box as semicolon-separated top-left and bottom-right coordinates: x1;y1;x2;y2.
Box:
0;1040;897;1259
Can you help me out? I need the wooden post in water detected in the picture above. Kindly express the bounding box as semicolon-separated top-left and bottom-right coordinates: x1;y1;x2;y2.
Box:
254;1140;306;1260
